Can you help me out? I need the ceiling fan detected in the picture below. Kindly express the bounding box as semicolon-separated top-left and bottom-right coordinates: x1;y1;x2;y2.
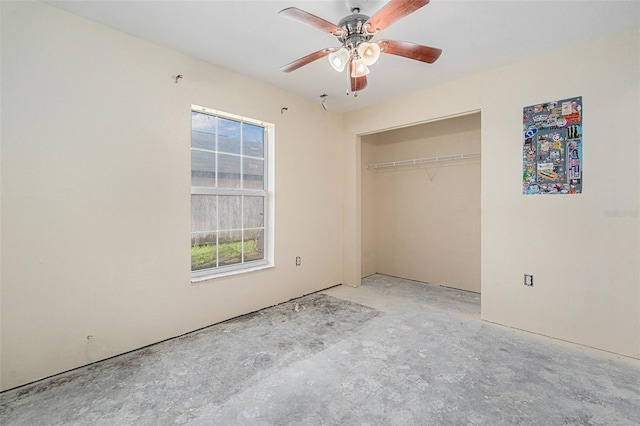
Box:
278;0;442;95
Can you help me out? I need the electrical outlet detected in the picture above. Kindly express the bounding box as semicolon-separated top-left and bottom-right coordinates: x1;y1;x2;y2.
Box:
295;256;301;266
524;274;534;287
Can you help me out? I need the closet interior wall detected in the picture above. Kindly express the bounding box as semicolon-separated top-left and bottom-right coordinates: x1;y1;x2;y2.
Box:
361;113;481;293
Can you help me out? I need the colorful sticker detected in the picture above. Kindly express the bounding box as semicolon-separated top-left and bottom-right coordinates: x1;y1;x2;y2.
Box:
564;113;581;123
567;125;580;139
524;127;538;138
523;96;582;195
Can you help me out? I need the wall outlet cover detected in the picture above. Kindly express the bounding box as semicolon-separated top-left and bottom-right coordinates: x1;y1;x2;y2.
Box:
524;274;534;286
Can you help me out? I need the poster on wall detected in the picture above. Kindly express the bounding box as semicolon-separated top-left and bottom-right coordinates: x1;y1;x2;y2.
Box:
522;96;582;195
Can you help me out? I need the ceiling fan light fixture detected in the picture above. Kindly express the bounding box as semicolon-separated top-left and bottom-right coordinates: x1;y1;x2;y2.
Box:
357;42;381;65
328;47;350;72
350;58;370;78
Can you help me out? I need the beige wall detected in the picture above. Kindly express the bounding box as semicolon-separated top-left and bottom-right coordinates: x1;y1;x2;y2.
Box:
345;30;640;358
361;114;481;292
0;1;344;390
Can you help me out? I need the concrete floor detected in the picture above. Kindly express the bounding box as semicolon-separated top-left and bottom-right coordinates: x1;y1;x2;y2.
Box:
1;274;639;425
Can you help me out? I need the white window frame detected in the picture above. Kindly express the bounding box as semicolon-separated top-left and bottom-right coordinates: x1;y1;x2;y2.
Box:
190;105;275;282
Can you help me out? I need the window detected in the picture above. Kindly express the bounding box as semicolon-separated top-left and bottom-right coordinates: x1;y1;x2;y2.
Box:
190;105;273;281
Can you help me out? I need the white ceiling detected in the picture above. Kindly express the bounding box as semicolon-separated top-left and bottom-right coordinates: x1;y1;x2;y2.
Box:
45;0;639;112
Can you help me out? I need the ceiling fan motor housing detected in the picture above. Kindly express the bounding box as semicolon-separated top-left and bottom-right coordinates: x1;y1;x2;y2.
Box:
337;14;374;50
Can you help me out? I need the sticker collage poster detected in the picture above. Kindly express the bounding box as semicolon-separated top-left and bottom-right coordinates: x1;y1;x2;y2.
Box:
523;96;582;195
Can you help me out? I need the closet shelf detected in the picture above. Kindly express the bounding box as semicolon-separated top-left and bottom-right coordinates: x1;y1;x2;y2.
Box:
367;152;481;170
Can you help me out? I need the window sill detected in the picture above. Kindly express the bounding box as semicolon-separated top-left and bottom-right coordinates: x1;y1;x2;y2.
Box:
190;263;275;284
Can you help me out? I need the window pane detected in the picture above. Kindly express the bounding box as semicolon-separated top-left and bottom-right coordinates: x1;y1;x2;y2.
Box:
244;229;264;262
191;195;217;232
244;196;264;229
191;107;270;277
218;118;241;154
191;232;217;271
218;230;242;266
191;150;216;187
218;154;241;188
243;158;264;190
192;112;216;150
218;196;241;230
243;123;264;158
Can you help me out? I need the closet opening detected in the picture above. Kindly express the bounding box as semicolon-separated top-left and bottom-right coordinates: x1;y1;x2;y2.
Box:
360;112;481;294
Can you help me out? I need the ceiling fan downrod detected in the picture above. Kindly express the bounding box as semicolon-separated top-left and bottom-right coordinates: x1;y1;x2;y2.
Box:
346;0;368;15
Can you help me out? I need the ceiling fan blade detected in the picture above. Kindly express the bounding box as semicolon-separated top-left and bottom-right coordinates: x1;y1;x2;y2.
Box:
378;40;442;63
279;7;342;36
349;63;368;92
366;0;429;33
351;75;368;92
280;48;336;73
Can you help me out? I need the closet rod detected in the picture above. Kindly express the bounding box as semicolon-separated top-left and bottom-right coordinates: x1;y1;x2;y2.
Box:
367;152;481;170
